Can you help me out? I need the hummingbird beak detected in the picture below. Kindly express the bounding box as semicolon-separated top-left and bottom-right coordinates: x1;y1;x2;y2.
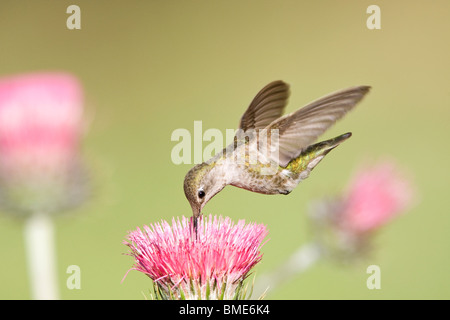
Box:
190;202;202;219
191;206;201;218
192;206;202;237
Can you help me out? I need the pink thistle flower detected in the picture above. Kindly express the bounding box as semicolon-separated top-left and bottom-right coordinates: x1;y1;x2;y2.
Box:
309;159;416;259
124;215;268;300
340;161;414;234
0;72;89;216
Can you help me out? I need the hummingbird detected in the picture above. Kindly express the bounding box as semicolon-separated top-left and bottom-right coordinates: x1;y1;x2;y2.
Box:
184;81;370;220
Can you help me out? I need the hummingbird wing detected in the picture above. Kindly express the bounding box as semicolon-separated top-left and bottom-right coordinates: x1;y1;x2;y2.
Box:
265;85;371;167
238;80;290;132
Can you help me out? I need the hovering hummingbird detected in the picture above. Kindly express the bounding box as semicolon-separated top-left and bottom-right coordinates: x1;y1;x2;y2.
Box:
184;81;370;219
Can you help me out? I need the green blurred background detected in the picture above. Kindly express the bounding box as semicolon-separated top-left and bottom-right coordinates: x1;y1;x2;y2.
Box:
0;0;449;299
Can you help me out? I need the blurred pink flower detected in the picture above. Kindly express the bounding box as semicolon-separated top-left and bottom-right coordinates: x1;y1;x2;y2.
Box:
340;161;414;234
309;159;416;260
0;72;89;216
124;215;268;300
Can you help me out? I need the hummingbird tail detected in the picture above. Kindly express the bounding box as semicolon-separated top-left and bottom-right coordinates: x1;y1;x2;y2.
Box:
306;132;352;158
321;132;352;152
285;132;352;174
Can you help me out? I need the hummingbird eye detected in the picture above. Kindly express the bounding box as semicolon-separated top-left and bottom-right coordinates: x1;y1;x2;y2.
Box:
198;190;205;199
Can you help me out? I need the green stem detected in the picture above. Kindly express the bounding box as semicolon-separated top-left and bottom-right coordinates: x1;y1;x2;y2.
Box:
24;212;59;300
252;242;322;298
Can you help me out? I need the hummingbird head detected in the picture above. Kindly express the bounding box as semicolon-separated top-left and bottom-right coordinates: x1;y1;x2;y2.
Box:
183;162;226;218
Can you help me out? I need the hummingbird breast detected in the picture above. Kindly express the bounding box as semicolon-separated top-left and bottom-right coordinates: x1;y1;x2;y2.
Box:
219;142;300;195
229;167;296;195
